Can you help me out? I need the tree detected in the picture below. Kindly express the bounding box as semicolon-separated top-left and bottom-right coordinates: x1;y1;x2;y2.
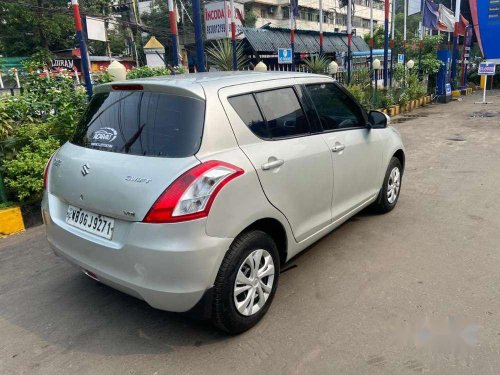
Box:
363;27;385;49
0;0;74;56
0;0;127;57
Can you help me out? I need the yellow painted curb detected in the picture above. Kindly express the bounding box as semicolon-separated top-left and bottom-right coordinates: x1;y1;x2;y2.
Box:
0;207;25;237
452;90;461;97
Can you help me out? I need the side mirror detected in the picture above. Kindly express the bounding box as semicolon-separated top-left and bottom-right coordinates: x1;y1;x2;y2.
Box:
368;110;389;129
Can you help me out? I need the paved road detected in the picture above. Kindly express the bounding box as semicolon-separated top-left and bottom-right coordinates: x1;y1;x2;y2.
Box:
2;92;500;374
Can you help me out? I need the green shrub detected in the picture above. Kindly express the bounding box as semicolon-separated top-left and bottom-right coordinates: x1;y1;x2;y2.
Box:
4;136;60;202
127;66;171;79
346;84;366;107
0;66;88;203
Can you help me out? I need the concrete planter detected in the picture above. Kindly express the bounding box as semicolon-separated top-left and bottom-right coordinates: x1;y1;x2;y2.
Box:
0;206;25;237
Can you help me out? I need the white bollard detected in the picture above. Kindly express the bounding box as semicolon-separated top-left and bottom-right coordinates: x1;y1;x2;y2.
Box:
13;69;20;88
0;71;4;89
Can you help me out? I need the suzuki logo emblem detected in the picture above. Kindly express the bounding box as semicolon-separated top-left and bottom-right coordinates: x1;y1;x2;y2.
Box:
81;163;90;176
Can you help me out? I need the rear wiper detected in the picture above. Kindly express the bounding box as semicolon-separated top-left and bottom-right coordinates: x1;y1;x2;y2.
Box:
121;123;147;153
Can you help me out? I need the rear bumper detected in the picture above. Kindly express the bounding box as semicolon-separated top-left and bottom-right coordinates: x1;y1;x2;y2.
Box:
42;193;233;312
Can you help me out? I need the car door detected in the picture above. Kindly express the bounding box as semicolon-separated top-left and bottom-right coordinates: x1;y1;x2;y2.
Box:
220;83;334;242
304;82;384;221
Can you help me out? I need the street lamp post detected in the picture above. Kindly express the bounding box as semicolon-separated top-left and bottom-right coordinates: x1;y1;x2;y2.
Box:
373;58;381;108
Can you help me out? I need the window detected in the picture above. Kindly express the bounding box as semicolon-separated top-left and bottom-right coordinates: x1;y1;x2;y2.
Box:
228;94;268;138
306;83;365;131
260;8;266;17
282;6;290;19
72;91;205;157
229;88;310;140
255;88;309;138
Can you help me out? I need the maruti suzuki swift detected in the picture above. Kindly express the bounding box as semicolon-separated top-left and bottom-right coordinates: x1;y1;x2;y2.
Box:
42;72;405;334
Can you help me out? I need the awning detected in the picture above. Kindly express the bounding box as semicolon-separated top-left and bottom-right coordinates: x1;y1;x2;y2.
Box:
241;27;369;54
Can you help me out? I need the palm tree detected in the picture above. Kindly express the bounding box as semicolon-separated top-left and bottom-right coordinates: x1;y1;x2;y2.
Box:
206;39;248;71
303;55;330;74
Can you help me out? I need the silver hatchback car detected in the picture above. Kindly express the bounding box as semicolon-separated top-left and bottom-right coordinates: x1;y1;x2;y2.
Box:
43;72;405;333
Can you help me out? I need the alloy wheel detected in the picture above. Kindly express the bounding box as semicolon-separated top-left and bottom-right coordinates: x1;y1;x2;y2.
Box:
387;166;401;204
233;249;275;316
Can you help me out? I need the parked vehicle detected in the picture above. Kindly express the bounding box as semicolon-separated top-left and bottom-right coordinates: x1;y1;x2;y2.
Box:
42;72;405;334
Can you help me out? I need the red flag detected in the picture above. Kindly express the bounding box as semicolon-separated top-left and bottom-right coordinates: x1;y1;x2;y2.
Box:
454;15;469;36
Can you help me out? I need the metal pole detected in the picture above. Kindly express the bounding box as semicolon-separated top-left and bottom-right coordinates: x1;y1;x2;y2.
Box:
450;0;462;88
168;0;179;66
347;0;352;84
403;0;407;86
418;20;423;78
370;0;374;89
192;0;206;71
230;0;237;70
290;0;296;71
319;0;324;55
483;76;487;103
390;0;395;87
71;0;92;98
383;0;389;87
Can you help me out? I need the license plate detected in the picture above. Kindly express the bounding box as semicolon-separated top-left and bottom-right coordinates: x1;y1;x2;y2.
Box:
66;205;115;240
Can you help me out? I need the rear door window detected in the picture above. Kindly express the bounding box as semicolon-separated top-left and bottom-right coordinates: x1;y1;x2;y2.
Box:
255;88;310;138
72;91;205;158
228;94;269;138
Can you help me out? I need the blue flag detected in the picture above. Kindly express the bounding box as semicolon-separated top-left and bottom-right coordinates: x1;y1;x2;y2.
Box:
422;0;439;29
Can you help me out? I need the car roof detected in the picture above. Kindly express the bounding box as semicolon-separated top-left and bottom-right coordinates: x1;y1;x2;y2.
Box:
94;71;332;99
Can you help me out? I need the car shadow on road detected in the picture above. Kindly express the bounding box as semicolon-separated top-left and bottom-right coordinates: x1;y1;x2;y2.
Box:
0;205;380;357
0;244;228;355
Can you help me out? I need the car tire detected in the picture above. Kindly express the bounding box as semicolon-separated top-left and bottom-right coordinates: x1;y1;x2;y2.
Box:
373;157;403;214
212;230;280;334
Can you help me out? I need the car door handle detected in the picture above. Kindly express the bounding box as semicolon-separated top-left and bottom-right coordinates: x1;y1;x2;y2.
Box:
331;142;345;152
262;159;285;170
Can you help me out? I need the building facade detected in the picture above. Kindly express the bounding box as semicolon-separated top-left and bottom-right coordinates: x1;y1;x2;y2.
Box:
248;0;389;37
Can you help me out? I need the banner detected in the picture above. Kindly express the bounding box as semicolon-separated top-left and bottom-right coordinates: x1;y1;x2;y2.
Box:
204;1;244;40
469;0;500;59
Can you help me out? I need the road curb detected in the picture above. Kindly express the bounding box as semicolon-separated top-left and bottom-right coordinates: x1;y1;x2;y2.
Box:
0;207;25;237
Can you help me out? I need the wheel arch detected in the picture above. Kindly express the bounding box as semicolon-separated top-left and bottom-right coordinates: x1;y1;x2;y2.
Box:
393;149;405;172
239;218;288;265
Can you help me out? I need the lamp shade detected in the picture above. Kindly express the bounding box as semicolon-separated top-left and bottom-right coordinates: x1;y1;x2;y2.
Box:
254;61;268;72
107;60;127;81
328;61;339;74
372;58;381;70
406;59;415;69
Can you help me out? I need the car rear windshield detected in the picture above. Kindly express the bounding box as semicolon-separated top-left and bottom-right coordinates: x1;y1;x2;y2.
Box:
72;91;205;158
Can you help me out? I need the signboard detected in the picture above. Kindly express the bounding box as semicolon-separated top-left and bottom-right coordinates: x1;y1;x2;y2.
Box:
204;1;244;40
445;83;452;96
51;59;75;70
86;17;107;42
278;48;293;64
398;54;404;64
408;0;421;16
478;62;496;75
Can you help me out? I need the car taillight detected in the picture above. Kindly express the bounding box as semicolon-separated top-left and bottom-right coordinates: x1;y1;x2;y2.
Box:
143;161;244;223
43;154;55;190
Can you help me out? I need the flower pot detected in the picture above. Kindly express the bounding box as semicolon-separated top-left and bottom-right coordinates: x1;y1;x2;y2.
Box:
0;206;25;237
